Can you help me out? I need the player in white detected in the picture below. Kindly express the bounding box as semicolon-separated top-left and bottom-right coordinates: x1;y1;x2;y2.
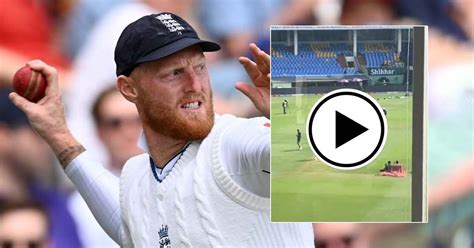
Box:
9;13;314;247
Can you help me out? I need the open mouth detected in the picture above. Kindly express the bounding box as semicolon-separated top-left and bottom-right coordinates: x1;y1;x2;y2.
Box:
181;101;202;110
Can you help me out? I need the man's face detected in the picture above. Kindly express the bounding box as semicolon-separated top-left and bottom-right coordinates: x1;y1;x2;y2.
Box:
97;91;143;166
132;46;214;141
0;209;50;248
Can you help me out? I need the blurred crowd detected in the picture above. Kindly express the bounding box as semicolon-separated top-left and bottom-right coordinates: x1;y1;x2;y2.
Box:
0;0;472;247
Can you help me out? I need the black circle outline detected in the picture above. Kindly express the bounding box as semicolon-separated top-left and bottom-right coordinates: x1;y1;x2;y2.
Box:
307;91;386;168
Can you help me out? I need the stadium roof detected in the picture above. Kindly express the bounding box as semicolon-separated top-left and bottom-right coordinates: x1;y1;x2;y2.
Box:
270;25;424;31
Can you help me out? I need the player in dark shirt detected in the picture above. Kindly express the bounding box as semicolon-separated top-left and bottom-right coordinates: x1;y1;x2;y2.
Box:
296;129;302;150
282;99;289;114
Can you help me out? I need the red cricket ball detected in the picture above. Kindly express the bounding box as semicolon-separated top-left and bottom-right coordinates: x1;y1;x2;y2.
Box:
12;66;47;103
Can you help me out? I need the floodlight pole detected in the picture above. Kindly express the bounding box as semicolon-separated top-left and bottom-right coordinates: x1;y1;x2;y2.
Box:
405;29;411;94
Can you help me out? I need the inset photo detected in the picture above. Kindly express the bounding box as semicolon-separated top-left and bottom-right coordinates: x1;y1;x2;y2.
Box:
270;26;427;222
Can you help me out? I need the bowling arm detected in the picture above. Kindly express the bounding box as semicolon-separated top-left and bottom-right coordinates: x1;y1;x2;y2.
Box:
8;60;126;244
66;151;124;245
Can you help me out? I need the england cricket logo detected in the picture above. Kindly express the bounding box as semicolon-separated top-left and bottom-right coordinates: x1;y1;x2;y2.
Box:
156;14;185;34
158;225;171;248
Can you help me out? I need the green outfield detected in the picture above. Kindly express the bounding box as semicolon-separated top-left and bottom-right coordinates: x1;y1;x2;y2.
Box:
271;92;412;222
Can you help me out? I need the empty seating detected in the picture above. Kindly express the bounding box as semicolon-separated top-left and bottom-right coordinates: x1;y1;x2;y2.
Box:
360;43;397;67
271;43;357;77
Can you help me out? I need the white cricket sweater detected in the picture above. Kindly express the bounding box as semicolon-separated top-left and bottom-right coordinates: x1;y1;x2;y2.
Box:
120;114;313;247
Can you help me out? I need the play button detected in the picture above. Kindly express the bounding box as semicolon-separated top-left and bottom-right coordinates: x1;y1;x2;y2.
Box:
336;111;368;148
306;89;387;170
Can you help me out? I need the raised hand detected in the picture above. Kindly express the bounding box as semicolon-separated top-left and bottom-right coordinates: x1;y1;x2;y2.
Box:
235;43;270;119
9;60;83;167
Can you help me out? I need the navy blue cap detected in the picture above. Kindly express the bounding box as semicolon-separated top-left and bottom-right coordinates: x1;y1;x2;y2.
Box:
114;12;221;76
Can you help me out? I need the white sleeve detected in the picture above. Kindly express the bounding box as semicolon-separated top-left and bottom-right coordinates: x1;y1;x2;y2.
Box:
65;151;123;245
120;219;134;248
220;117;270;198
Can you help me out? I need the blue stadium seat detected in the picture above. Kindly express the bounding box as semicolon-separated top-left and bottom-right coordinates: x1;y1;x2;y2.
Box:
272;43;376;77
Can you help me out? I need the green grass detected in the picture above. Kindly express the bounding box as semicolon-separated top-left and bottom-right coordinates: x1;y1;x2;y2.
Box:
271;92;412;222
